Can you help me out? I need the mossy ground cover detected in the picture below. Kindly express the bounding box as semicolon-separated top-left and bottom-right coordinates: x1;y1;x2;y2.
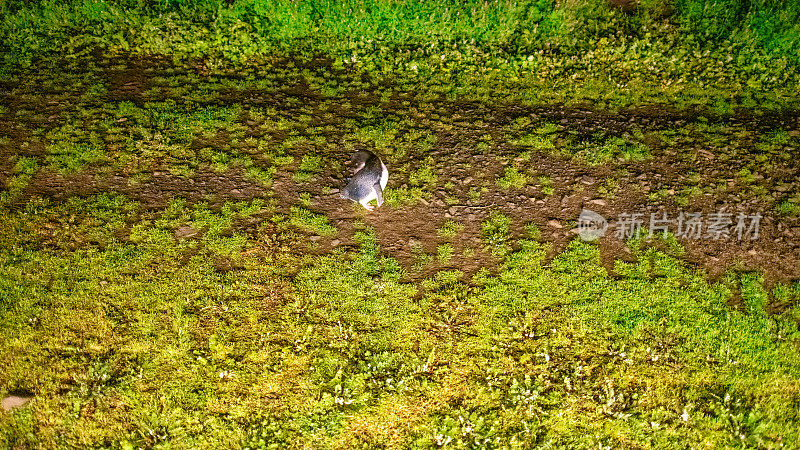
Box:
1;0;799;110
2;195;800;447
2;0;800;448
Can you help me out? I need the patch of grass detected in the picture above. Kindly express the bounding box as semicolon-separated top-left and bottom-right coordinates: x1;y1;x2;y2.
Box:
577;136;650;166
383;185;427;207
467;186;486;202
512;133;556;149
245;165;277;187
273;155;295;166
511;122;559;150
2;193;800;446
293;155;323;182
537;175;555;196
116;101;242;145
408;159;437;187
525;222;541;240
777;200;799;216
45;123;106;174
411;241;434;271
295;227;416;327
350;119;401;151
481;211;512;257
1;156;38;204
436;244;454;263
289;206;337;236
598;177;620;199
437;219;463;239
496;166;528;189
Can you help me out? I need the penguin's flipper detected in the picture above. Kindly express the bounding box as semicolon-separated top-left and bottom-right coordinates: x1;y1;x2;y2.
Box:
373;181;384;207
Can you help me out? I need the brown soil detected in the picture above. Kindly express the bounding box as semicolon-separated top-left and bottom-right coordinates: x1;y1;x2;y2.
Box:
1;56;798;288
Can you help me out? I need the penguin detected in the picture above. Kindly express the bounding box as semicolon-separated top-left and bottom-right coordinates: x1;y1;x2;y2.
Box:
340;150;388;211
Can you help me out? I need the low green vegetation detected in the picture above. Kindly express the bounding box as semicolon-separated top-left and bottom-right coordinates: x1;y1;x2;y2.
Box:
537;175;555;196
293;155;323;182
2;196;800;447
778;200;799;216
437;219;463;239
289;206;337;236
496;166;527;190
2;0;798;110
481;212;512;257
577;135;651;166
1;157;38;204
1;0;799;446
436;243;453;263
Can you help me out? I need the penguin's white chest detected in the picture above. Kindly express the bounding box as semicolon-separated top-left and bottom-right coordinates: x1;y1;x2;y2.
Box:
379;161;389;190
360;163;387;203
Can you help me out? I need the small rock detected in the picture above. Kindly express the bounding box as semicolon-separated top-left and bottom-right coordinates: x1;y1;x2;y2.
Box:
330;239;340;246
309;235;322;242
463;177;474;184
2;396;31;411
698;149;715;159
589;199;607;206
175;226;199;240
548;219;563;229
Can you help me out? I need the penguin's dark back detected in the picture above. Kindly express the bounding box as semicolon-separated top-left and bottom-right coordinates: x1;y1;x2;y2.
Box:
341;151;383;201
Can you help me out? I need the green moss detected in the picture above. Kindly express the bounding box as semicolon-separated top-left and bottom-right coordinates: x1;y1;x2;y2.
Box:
577;136;650;166
289;206;337;236
777;200;799;216
293;155;323;182
496;166;528;189
408;159;437;187
436;243;454;263
1;157;38;204
2;193;800;447
245;165;277;187
537;175;555;196
437;219;464;239
481;211;512;257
